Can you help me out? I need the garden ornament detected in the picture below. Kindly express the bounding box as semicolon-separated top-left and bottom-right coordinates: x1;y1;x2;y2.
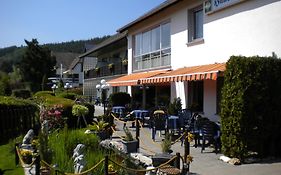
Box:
22;129;34;145
41;120;49;134
72;144;86;173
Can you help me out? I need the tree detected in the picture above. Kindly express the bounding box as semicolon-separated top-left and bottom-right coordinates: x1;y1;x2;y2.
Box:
20;39;56;92
0;71;11;96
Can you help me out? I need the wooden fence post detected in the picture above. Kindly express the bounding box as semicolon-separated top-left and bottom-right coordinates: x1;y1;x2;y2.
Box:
104;155;108;175
184;134;190;172
35;155;40;175
15;143;19;166
136;118;140;150
175;152;181;169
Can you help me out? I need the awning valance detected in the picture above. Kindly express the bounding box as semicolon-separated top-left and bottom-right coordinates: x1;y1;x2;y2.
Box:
140;63;225;84
108;70;169;87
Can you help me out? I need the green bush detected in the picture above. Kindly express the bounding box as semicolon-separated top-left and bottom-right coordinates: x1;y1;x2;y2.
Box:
168;97;182;115
12;89;31;99
34;91;54;97
56;92;77;100
0;96;38;143
109;92;131;107
67;87;83;95
220;55;281;159
48;127;104;172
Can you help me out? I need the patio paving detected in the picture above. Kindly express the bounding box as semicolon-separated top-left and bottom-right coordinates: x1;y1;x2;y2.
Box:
95;105;281;175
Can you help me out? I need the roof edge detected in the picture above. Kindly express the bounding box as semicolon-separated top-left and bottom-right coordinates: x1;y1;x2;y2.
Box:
79;31;127;58
117;0;181;33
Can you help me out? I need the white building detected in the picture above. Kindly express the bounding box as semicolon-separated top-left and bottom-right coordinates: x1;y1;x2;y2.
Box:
108;0;281;121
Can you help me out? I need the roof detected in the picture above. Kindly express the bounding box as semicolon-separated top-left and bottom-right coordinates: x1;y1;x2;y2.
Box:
140;63;226;84
79;32;127;58
68;57;82;71
52;52;80;68
117;0;181;32
108;69;169;87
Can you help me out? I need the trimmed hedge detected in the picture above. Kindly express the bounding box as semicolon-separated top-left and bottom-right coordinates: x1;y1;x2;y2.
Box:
0;96;38;143
109;92;131;107
56;92;77;100
220;55;281;159
12;89;32;99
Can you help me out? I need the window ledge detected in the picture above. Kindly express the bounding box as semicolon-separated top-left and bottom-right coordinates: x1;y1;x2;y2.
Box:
186;38;204;47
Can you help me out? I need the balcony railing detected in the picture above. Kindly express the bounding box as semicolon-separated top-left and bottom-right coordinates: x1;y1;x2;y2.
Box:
85;62;127;79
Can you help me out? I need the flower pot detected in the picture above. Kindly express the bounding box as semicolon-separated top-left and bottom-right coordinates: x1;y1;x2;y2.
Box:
22;155;32;164
109;171;117;175
97;131;110;140
122;140;138;154
151;153;173;167
41;167;51;175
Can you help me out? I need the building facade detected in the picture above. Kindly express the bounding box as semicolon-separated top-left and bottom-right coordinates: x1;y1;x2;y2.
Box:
110;0;281;121
80;32;128;100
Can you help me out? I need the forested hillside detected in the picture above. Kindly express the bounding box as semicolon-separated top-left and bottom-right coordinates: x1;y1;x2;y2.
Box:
0;35;110;73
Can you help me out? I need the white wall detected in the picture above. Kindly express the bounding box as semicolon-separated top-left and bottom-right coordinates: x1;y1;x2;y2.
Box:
171;0;281;68
175;82;187;109
126;0;281;114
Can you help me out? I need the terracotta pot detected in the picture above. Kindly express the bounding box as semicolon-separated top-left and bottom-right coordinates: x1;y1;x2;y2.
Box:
109;171;117;175
41;167;51;175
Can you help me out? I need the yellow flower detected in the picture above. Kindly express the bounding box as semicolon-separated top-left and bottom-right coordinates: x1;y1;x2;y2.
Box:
186;155;193;163
108;164;115;172
187;132;194;142
20;149;32;157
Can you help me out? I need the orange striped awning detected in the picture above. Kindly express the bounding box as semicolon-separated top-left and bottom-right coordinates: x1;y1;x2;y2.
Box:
140;63;225;84
108;70;168;87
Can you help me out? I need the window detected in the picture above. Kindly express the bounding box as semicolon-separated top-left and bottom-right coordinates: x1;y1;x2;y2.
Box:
188;5;203;43
133;22;171;71
188;81;204;112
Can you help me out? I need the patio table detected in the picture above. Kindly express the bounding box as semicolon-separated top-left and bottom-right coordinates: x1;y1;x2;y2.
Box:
112;106;125;118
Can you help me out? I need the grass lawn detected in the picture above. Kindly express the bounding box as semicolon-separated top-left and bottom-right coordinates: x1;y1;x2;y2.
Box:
0;142;24;175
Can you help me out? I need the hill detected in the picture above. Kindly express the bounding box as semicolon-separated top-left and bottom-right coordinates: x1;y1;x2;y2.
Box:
0;35;110;73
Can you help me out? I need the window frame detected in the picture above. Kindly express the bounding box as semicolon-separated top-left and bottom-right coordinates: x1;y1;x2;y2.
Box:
188;4;204;45
133;21;171;71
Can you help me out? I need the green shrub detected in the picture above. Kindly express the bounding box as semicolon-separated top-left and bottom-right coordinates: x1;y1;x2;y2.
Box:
109;92;131;107
56;92;77;100
67;87;83;95
0;96;38;143
221;55;281;159
168;97;182;115
12;89;31;99
48;127;103;172
34;91;54;97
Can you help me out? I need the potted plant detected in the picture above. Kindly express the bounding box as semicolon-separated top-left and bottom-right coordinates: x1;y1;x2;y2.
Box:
89;120;111;140
108;63;114;70
95;67;100;72
122;59;128;66
121;126;138;154
152;134;173;167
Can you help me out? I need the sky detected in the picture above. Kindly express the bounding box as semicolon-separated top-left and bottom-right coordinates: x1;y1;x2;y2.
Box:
0;0;165;48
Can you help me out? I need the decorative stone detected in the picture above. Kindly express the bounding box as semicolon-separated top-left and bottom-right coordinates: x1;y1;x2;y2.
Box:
22;129;34;146
72;144;86;173
41;120;49;134
228;158;241;165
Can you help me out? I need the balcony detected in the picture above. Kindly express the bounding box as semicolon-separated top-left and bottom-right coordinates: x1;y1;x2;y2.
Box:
85;62;127;79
